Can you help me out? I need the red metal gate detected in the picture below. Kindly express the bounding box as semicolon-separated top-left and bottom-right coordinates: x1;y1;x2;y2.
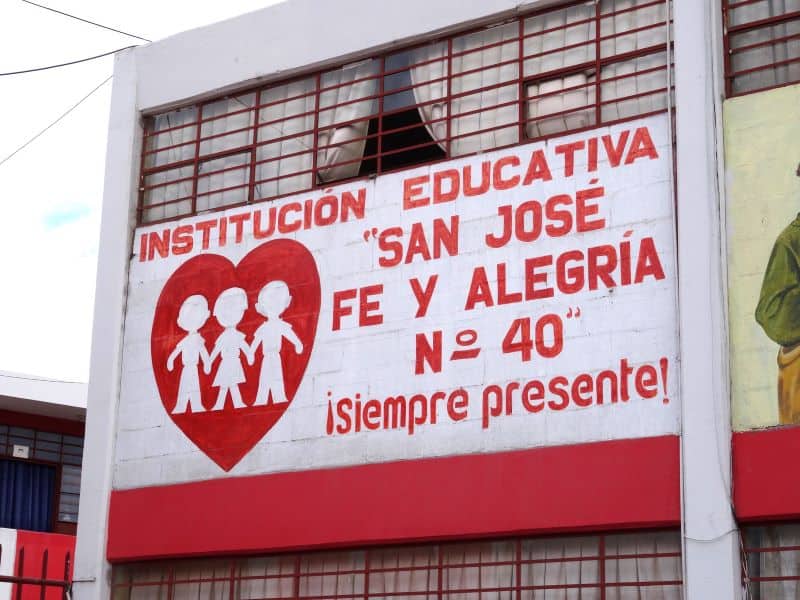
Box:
0;545;71;600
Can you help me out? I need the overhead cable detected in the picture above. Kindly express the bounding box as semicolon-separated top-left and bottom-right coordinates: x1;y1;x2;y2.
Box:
0;46;136;76
20;0;151;42
0;75;113;168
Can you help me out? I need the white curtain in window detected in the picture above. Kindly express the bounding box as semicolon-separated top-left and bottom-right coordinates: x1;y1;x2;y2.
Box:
601;51;667;121
367;546;437;599
524;2;596;139
526;72;596;139
442;541;515;600
171;562;229;600
238;556;296;599
600;0;666;55
521;536;601;600
728;0;800;94
196;152;250;212
297;551;365;599
142;108;197;222
256;76;317;199
409;40;448;149
748;524;800;598
600;0;668;121
193;95;256;212
524;2;595;73
604;531;682;600
448;24;520;157
411;22;519;157
410;1;674;148
121;563;168;600
412;7;597;150
148;107;197;168
317;60;378;182
200;94;255;156
115;532;682;600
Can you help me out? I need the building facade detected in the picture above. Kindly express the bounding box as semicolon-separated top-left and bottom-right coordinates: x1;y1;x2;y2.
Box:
74;0;800;598
0;372;86;599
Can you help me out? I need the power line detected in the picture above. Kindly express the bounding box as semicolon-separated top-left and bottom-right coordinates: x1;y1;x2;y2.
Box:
20;0;151;42
0;371;86;385
0;46;136;76
0;75;113;169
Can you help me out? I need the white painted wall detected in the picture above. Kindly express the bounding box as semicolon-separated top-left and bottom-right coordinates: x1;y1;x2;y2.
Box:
76;4;569;597
76;0;744;598
116;115;679;488
673;0;741;597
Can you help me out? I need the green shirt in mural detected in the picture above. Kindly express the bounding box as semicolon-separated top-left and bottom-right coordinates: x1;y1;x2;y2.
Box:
756;215;800;347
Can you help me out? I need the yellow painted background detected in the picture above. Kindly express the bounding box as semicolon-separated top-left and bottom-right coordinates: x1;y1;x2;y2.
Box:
725;84;800;430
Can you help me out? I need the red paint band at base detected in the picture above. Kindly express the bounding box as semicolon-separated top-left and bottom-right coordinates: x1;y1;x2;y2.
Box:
734;427;800;521
107;435;679;562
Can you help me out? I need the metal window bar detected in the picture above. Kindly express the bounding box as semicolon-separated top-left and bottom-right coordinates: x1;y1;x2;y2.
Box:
138;0;673;225
722;0;800;97
111;530;682;600
743;524;800;597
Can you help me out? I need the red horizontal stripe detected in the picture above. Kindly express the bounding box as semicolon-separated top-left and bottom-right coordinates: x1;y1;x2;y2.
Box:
107;435;679;562
0;409;84;437
734;427;800;521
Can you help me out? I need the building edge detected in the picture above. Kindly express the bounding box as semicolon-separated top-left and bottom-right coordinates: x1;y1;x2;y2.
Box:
73;48;141;600
674;0;741;597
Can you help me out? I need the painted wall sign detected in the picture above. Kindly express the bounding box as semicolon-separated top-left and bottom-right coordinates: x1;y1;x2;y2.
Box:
115;115;679;487
725;83;800;430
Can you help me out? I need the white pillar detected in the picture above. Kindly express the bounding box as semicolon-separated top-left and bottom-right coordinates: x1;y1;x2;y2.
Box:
673;0;741;597
72;48;140;600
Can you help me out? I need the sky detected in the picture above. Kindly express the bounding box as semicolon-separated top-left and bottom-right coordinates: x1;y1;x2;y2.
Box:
0;0;281;382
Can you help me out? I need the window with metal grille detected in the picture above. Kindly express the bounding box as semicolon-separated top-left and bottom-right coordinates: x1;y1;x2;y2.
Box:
743;523;800;598
723;0;800;97
111;530;682;599
139;0;673;224
0;424;83;527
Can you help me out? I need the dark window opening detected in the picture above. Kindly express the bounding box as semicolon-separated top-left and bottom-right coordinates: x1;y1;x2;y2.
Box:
359;106;446;176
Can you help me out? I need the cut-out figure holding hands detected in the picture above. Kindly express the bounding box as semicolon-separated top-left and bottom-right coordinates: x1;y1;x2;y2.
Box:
251;281;303;406
167;295;212;414
209;287;254;411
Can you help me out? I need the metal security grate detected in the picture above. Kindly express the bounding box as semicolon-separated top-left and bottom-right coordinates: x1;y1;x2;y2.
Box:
743;523;800;598
0;544;72;600
139;0;673;224
722;0;800;97
111;530;682;599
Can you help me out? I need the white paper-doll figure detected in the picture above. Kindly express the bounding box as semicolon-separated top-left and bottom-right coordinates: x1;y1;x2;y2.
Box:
251;281;303;406
167;294;212;415
209;287;254;411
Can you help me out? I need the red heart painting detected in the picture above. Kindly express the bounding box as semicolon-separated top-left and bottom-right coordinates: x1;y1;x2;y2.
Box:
150;239;320;471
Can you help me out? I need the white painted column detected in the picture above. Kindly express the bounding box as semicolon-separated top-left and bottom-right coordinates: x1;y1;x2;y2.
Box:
673;0;741;597
73;48;140;600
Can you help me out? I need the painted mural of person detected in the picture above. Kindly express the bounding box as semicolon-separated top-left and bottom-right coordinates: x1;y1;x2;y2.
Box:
209;287;254;411
250;281;303;406
167;294;212;414
755;161;800;424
